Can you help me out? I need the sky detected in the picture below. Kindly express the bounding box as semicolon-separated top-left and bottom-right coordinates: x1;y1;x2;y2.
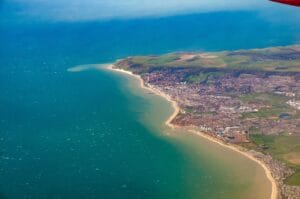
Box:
1;0;299;23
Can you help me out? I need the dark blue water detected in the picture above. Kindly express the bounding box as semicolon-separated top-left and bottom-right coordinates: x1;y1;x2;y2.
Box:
1;5;300;199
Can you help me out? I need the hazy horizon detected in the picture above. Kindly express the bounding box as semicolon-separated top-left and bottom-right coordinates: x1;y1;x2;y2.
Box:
1;0;300;23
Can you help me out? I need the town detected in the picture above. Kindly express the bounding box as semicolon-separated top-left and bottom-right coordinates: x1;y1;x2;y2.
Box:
116;46;300;144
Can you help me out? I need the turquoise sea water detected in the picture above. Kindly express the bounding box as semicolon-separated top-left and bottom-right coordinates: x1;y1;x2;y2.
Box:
1;5;300;199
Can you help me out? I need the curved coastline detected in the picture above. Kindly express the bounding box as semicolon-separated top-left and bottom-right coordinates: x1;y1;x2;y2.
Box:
106;64;278;199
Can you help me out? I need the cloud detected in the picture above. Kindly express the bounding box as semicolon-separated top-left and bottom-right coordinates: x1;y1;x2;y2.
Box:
7;0;265;22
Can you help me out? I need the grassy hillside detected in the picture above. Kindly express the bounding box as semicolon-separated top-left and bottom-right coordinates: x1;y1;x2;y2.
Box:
116;45;300;72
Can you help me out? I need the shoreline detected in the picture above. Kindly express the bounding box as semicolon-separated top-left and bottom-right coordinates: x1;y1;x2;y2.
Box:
106;64;278;199
105;64;180;128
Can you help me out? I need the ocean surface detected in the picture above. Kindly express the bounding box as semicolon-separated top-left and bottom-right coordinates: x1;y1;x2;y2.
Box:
1;4;300;199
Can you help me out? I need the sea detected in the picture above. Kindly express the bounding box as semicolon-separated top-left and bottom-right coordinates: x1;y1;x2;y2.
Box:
1;3;300;199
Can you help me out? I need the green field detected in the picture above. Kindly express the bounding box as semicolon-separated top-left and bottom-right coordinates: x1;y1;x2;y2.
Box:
186;71;225;83
250;134;300;185
239;93;295;119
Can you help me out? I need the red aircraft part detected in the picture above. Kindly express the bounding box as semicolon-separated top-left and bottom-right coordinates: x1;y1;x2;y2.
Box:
270;0;300;6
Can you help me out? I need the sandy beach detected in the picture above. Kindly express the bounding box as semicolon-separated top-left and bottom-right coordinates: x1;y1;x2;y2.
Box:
106;64;278;199
188;129;278;199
